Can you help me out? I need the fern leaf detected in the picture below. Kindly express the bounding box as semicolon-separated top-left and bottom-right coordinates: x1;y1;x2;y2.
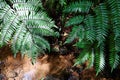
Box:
64;1;93;13
11;26;27;54
33;36;50;52
20;32;31;55
65;25;83;43
1;14;17;45
0;0;59;58
64;0;120;75
108;0;120;53
95;44;105;75
59;0;66;6
74;40;92;66
87;48;95;68
74;49;89;66
107;0;120;38
109;52;119;72
0;1;6;8
95;51;105;75
74;40;91;49
84;15;96;42
77;25;85;41
27;44;40;60
65;15;84;27
95;3;109;45
115;37;120;52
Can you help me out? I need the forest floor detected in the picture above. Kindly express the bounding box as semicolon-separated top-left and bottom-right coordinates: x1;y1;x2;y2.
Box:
0;46;120;80
0;15;120;80
0;35;120;80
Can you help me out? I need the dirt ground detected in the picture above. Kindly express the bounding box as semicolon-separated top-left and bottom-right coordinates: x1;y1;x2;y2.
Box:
0;46;120;80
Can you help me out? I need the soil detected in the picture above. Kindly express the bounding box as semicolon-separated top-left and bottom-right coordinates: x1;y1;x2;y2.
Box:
0;46;120;80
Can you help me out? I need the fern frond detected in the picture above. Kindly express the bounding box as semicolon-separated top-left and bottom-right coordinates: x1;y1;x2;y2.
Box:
65;15;84;27
84;15;96;42
64;0;120;75
74;40;91;49
74;49;89;66
87;48;95;68
114;37;120;52
0;12;17;45
59;0;66;6
0;0;59;58
20;32;32;54
95;3;109;45
65;26;78;44
74;40;92;66
109;52;119;72
77;26;86;42
11;0;43;11
65;25;84;44
64;1;93;13
95;44;105;75
33;36;50;52
11;24;26;54
107;0;120;38
95;51;105;75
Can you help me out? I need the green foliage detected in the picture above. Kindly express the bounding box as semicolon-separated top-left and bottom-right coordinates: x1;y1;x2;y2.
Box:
65;15;84;27
0;0;59;59
84;15;96;42
64;1;93;13
59;0;67;6
0;0;120;75
95;3;109;45
64;0;120;75
65;25;84;43
109;52;119;72
95;43;105;75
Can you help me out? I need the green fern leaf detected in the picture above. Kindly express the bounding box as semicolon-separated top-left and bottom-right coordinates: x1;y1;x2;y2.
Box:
87;48;95;68
95;44;105;75
20;32;31;55
74;49;89;66
109;52;119;72
59;0;66;6
95;3;109;45
64;1;93;13
0;0;59;58
0;13;17;45
33;36;50;52
65;15;84;27
12;25;26;54
74;40;91;49
115;37;120;52
74;40;92;66
107;0;120;38
65;25;84;44
64;0;120;75
84;15;96;42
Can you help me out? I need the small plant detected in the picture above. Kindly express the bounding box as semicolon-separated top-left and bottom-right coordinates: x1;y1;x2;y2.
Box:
0;0;59;60
64;0;120;75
